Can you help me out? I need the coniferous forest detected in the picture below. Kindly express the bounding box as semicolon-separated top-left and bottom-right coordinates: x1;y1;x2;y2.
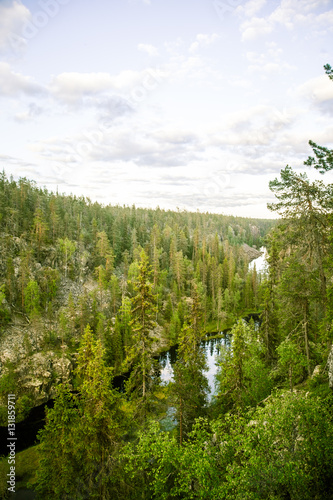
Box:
0;65;333;499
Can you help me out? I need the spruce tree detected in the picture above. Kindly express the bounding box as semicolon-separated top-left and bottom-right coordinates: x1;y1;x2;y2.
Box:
34;325;123;499
126;249;158;421
172;283;209;444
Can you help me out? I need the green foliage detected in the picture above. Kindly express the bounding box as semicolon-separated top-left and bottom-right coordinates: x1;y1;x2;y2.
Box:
0;363;17;396
277;337;308;392
172;319;209;443
123;418;221;500
123;390;333;500
125;250;158;418
217;391;333;500
304;65;333;174
1;66;333;500
33;326;124;499
0;445;40;497
16;394;35;421
57;237;77;277
264;64;333;398
324;63;333;81
0;168;272;357
24;280;40;318
164;284;210;445
32;384;81;499
40;267;60;309
168;310;181;343
0;284;10;327
215;320;272;412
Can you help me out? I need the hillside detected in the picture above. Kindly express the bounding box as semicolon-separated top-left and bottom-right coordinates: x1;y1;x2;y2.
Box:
0;154;332;499
0;171;274;419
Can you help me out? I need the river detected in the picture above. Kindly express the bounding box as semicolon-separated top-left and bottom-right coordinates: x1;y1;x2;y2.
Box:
159;246;266;400
249;246;268;273
159;336;229;399
0;246;266;457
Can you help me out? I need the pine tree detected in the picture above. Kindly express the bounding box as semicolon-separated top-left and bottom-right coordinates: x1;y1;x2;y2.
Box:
268;165;332;315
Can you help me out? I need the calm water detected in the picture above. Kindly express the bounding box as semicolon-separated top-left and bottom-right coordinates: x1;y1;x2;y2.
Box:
159;246;266;398
159;335;229;399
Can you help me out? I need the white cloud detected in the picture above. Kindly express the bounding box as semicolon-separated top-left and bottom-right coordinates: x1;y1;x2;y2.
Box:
164;52;223;89
50;72;120;100
297;75;333;102
279;126;333;150
241;17;273;41
0;62;43;96
208;105;298;147
49;68;164;104
31;117;200;169
246;46;295;74
236;0;267;18
30;102;299;183
138;43;159;56
14;102;43;122
239;0;333;41
189;33;220;53
0;0;31;52
315;9;333;34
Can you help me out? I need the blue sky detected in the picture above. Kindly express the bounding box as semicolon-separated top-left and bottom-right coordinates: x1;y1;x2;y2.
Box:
0;0;333;217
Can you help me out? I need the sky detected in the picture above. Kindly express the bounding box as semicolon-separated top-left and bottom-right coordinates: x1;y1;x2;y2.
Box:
0;0;333;218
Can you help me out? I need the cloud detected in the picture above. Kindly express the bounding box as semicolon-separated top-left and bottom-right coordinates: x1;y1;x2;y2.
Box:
14;102;43;122
189;33;220;53
161;35;224;87
30;100;302;184
0;153;38;178
296;74;333;104
95;96;135;125
50;67;165;104
88;125;200;167
31;118;201;171
240;16;273;41
239;0;333;41
209;105;297;147
0;153;20;163
20;109;305;218
246;46;296;74
138;43;159;56
50;72;123;102
30;104;301;202
279;126;333;152
0;62;43;96
236;0;267;18
0;0;31;53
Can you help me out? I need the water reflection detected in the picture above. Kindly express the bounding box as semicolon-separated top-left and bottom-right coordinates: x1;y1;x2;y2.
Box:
159;335;230;398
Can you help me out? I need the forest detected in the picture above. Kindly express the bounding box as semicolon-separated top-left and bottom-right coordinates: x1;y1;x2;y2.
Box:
0;65;332;499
